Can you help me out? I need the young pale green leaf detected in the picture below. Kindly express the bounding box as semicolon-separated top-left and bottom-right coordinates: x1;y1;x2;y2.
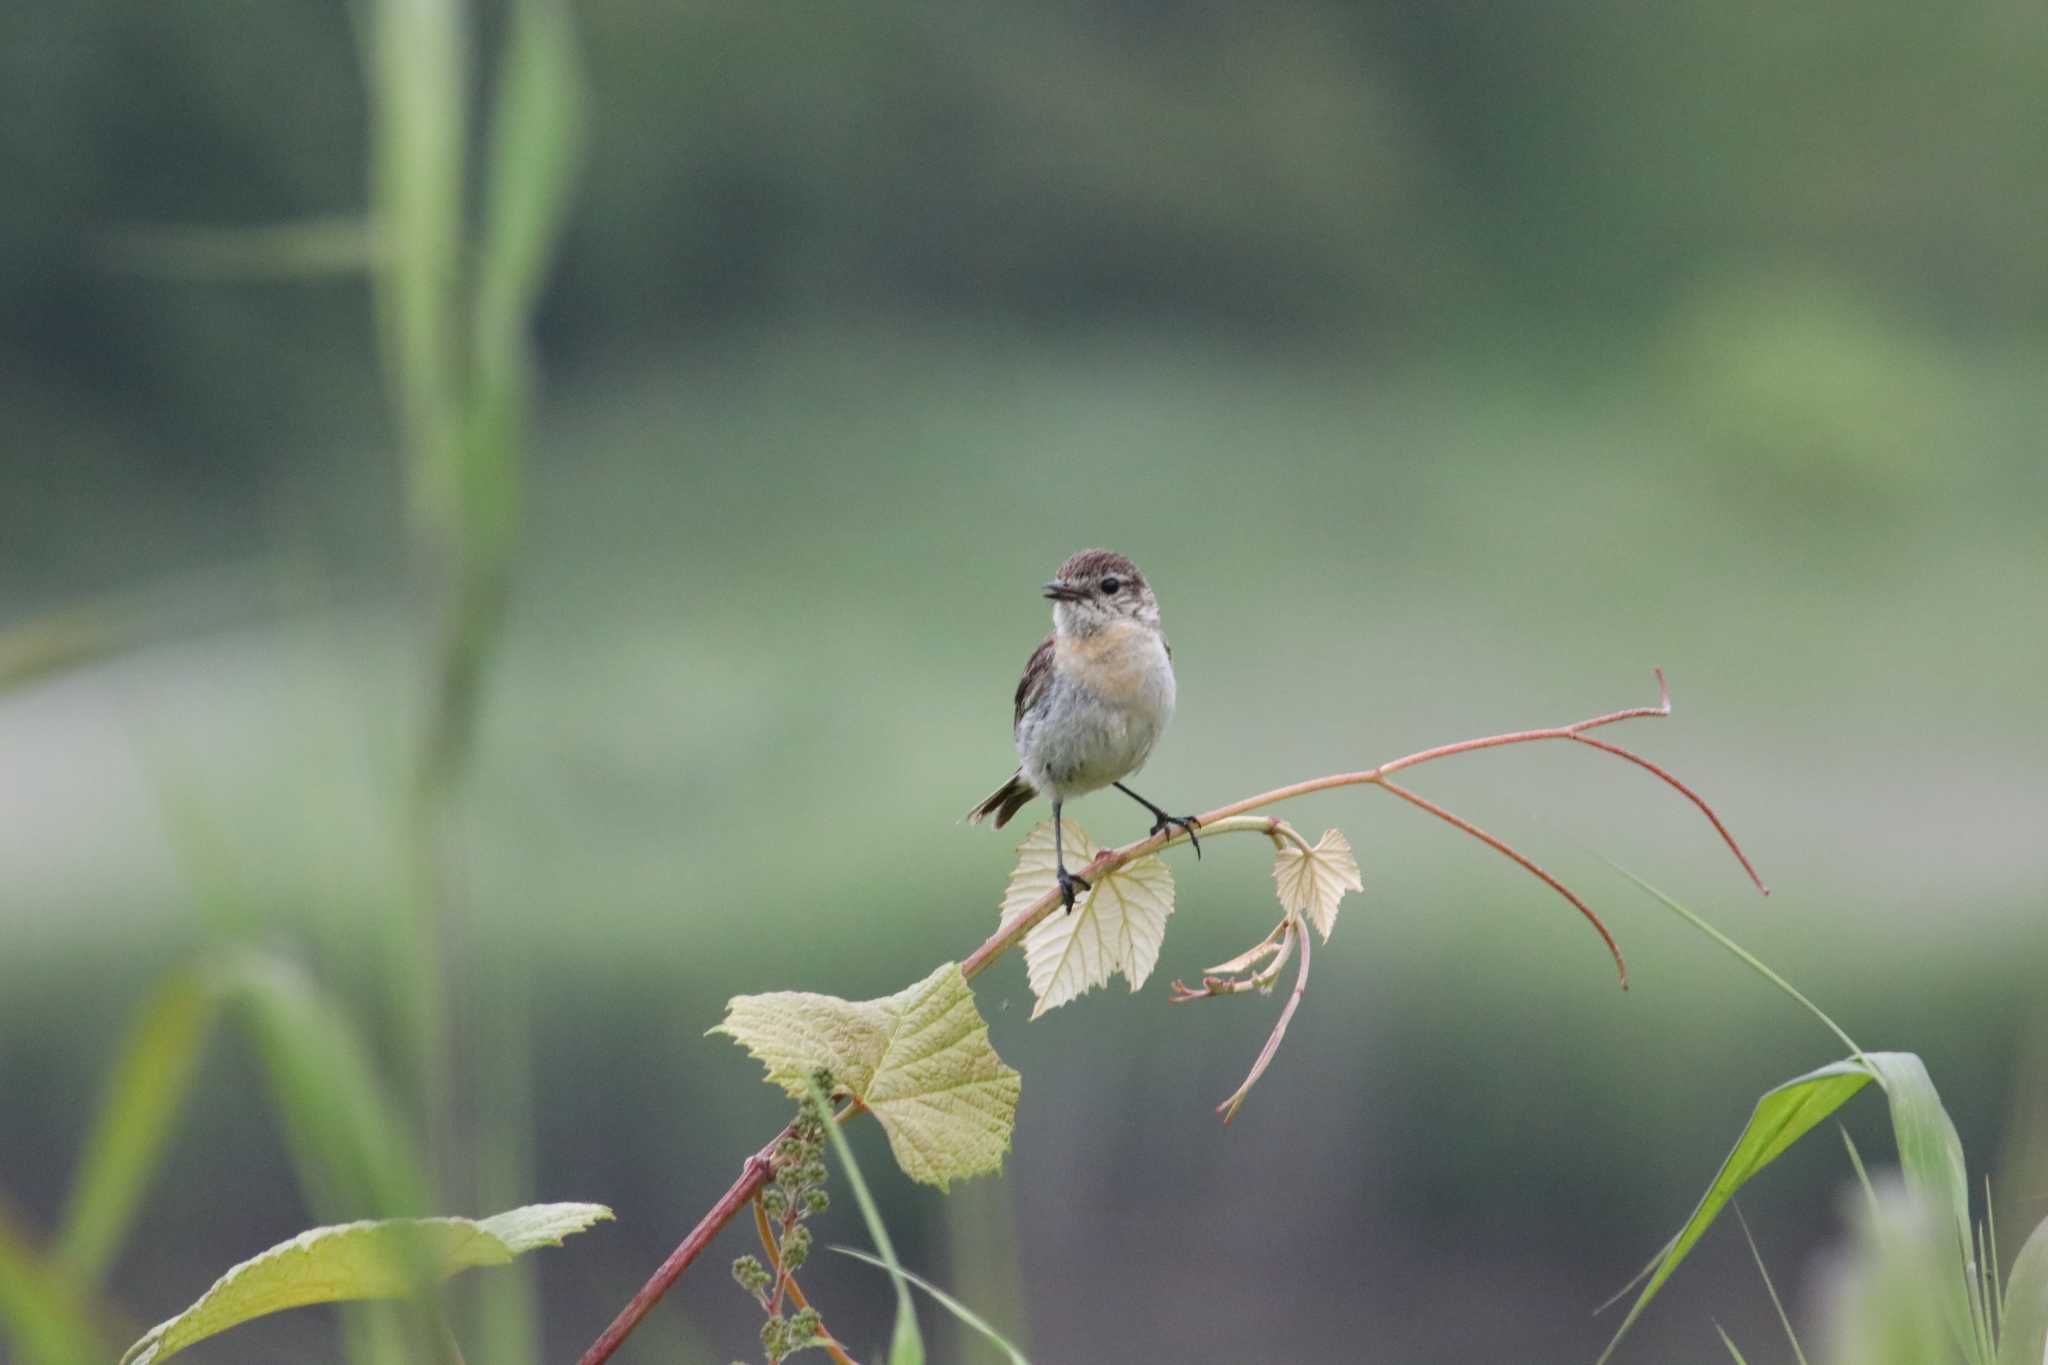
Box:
834;1247;1033;1365
119;1204;611;1365
55;967;223;1286
712;962;1020;1190
1597;1056;1880;1364
1271;826;1362;941
1994;1213;2048;1365
1001;820;1174;1018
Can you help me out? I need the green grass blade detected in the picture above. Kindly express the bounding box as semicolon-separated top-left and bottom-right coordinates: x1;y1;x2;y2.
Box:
364;0;467;496
473;0;583;390
1734;1204;1810;1365
1714;1322;1752;1365
832;1247;1032;1365
805;1081;923;1365
1842;1126;1880;1209
1986;1178;2005;1344
53;968;224;1285
221;951;431;1221
1860;1051;1985;1361
0;1195;111;1365
1596;1057;1878;1363
94;217;380;279
1606;862;1860;1057
1994;1214;2048;1365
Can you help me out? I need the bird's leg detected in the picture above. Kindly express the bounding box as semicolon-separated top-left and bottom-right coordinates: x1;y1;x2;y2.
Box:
1113;781;1202;858
1053;800;1090;912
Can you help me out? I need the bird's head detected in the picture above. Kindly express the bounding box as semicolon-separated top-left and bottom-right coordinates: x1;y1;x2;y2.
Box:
1044;549;1160;634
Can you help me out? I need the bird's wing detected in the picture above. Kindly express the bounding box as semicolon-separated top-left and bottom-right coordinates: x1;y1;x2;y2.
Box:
1013;632;1055;733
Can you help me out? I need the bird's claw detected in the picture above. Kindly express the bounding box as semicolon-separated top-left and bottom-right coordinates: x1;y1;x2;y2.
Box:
1150;814;1203;859
1057;869;1091;913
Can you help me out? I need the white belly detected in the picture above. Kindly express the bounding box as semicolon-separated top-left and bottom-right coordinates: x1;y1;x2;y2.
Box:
1017;627;1176;802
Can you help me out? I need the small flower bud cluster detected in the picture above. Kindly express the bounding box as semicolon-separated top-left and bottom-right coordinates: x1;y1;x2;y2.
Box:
729;1071;837;1362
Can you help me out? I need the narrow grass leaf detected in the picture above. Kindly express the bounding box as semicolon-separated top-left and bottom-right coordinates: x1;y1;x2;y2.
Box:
1734;1204;1809;1365
364;0;466;516
221;951;430;1220
0;1196;110;1365
1863;1051;1983;1359
1995;1214;2048;1365
1714;1323;1752;1365
833;1247;1032;1365
94;218;380;279
1596;1056;1878;1363
473;0;583;374
54;967;223;1285
805;1082;923;1365
119;1204;610;1365
1609;864;1860;1056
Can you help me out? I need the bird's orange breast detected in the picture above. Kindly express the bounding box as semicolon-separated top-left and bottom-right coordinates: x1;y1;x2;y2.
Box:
1055;621;1168;704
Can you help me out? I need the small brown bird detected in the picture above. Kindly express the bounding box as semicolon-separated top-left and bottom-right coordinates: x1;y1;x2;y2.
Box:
967;549;1199;911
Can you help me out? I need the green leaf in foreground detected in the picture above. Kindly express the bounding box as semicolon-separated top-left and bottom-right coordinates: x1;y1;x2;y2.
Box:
1597;1057;1879;1363
712;961;1020;1190
119;1203;612;1365
1858;1050;1983;1359
834;1246;1033;1365
1994;1213;2048;1365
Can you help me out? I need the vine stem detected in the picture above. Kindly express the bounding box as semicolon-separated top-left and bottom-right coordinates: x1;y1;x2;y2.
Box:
578;670;1762;1365
574;1128;787;1365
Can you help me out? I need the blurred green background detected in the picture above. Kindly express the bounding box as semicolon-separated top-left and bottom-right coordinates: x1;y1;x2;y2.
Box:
3;2;2045;1362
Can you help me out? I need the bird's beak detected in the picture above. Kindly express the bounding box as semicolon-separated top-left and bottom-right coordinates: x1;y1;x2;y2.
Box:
1043;580;1086;603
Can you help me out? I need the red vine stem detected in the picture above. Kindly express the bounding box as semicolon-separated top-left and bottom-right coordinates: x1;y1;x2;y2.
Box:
575;1130;785;1365
578;670;1761;1365
1376;776;1627;985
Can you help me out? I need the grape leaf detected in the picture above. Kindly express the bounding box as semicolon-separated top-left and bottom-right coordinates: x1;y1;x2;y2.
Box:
1272;827;1362;941
120;1203;612;1365
712;962;1021;1189
999;820;1175;1018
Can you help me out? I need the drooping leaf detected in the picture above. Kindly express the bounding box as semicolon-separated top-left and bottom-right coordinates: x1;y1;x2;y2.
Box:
712;962;1020;1189
1271;827;1362;941
1597;1056;1880;1363
1001;820;1175;1017
1862;1051;1983;1357
119;1204;611;1365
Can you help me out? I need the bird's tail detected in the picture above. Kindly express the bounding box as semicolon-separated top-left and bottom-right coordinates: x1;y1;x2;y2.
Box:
964;771;1037;829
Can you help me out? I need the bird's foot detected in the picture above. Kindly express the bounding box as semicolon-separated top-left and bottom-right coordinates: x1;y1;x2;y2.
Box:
1057;868;1091;913
1150;813;1203;859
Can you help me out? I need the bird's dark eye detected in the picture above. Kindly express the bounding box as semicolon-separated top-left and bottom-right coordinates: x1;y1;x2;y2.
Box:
1100;577;1122;595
